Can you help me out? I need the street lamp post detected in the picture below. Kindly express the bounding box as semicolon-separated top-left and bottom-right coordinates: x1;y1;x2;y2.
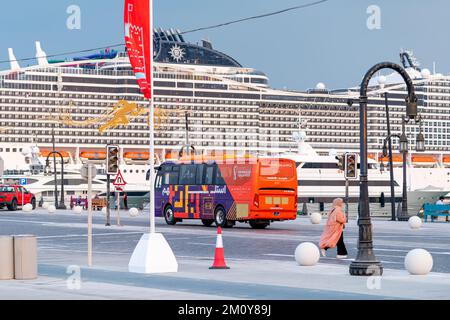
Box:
51;127;59;208
45;151;66;209
382;116;425;221
398;117;409;221
349;62;418;276
384;93;396;221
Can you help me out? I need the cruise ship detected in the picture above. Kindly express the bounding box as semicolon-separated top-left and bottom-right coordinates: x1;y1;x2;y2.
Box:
0;29;449;213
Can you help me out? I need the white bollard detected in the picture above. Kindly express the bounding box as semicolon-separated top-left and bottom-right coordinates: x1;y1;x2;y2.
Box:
42;202;49;210
310;212;322;224
295;242;320;266
408;216;422;229
47;205;56;214
405;249;433;275
129;207;140;217
73;206;83;215
22;203;33;213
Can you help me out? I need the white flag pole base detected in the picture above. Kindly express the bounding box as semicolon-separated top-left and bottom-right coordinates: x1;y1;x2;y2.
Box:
128;233;178;274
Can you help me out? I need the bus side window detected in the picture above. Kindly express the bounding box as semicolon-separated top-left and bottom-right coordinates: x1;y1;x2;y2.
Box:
196;165;204;185
168;169;179;185
179;165;196;185
215;165;226;185
204;166;214;185
155;173;163;189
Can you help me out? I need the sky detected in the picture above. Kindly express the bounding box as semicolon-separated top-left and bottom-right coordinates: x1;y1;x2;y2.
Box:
0;0;449;90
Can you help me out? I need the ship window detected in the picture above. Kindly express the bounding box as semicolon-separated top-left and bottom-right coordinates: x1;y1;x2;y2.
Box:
301;163;339;169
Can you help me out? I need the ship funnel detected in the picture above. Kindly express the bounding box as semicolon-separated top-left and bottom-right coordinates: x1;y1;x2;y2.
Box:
8;48;21;71
35;41;48;66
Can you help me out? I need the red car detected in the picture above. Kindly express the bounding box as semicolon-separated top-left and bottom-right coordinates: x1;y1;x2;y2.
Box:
0;185;37;211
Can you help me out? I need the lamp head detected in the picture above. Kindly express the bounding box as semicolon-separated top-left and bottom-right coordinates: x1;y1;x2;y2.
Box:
405;95;418;120
416;132;425;152
399;133;409;153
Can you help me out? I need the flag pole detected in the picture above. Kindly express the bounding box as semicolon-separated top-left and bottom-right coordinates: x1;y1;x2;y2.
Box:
128;0;177;274
149;0;155;235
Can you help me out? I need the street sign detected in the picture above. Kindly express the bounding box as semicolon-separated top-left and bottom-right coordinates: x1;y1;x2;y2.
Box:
81;163;97;180
20;178;28;186
113;170;127;187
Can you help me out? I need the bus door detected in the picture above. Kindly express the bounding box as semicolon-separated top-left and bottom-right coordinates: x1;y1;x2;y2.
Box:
154;167;164;214
200;164;215;219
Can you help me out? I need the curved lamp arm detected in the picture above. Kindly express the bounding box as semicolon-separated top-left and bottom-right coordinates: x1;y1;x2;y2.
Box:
360;62;418;119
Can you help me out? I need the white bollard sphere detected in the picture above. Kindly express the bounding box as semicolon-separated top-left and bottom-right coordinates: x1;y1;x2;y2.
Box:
310;212;322;224
48;205;56;214
405;249;433;275
295;242;320;266
73;206;83;215
22;203;33;212
42;202;49;209
102;207;107;215
408;216;422;229
129;207;140;217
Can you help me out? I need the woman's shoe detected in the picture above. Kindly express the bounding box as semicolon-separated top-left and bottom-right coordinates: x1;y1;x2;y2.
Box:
336;255;348;259
320;249;326;257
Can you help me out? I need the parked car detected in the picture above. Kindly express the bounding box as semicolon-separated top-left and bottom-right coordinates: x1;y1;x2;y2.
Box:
0;185;36;211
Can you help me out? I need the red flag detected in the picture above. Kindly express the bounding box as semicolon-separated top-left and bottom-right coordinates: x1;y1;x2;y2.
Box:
124;0;152;99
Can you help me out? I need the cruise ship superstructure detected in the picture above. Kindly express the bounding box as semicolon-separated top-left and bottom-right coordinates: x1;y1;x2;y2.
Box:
1;30;449;211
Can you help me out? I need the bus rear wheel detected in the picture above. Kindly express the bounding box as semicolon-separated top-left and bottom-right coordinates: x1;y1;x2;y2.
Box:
214;207;233;228
164;206;177;225
249;221;270;229
201;219;214;227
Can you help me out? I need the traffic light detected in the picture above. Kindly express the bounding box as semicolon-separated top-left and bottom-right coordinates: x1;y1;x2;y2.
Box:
344;153;357;179
106;145;120;175
336;155;344;171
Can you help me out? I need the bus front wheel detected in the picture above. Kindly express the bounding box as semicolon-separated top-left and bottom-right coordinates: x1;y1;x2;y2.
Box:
164;206;177;225
214;207;233;228
249;221;270;229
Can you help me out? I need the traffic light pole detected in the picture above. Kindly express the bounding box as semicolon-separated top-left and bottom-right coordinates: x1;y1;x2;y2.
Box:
106;173;111;226
345;178;349;221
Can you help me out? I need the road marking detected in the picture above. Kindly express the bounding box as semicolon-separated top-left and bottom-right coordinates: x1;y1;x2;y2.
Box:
38;247;131;255
264;254;294;257
375;248;450;255
37;231;143;239
187;242;213;246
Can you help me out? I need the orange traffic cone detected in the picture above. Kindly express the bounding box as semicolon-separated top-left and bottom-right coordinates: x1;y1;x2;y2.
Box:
209;227;230;269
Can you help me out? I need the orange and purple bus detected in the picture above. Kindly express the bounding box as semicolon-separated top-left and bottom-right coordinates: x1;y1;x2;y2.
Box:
154;156;298;229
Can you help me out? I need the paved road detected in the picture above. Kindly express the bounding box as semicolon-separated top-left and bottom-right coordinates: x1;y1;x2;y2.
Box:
0;209;449;273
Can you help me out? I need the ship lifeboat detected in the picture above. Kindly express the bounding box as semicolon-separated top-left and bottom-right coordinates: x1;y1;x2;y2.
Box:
40;150;71;163
123;151;151;164
80;151;107;161
443;156;450;168
411;155;437;167
378;154;403;167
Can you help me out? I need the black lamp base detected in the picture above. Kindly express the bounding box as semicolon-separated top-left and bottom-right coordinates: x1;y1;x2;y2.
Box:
349;261;383;276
